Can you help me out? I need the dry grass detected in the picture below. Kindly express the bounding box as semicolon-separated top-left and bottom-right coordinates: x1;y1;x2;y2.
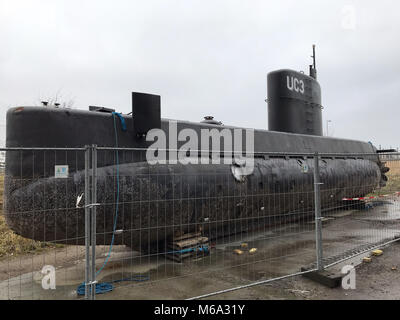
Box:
386;161;400;175
379;161;400;193
368;160;400;196
0;174;61;258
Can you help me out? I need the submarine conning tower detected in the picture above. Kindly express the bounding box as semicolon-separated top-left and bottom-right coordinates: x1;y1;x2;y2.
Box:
267;45;323;136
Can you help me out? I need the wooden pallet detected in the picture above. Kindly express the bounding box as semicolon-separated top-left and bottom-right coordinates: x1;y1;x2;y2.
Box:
173;231;202;241
167;232;209;262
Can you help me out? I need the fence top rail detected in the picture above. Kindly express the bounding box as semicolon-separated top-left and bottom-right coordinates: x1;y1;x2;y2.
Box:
96;146;319;156
0;147;87;151
96;146;394;158
1;146;398;158
378;152;400;157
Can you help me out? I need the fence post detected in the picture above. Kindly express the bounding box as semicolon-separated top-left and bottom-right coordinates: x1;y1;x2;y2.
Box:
84;145;91;299
90;145;97;300
313;152;324;271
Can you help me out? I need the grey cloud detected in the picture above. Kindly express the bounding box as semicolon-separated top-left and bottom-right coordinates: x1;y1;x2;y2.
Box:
0;0;399;149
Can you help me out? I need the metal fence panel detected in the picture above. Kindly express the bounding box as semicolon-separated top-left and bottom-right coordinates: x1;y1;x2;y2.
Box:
318;152;400;269
85;148;400;299
87;147;320;299
1;146;399;300
0;147;87;300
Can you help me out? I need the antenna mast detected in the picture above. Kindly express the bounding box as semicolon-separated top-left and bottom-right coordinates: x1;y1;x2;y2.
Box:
309;44;317;79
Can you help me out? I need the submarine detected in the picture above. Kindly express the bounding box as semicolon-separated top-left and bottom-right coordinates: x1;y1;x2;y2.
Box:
3;46;388;251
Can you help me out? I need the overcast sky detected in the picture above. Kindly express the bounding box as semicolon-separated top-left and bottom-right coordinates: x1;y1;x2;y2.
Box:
0;0;399;149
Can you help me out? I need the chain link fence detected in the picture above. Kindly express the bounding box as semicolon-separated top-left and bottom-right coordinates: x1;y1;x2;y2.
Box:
0;147;399;299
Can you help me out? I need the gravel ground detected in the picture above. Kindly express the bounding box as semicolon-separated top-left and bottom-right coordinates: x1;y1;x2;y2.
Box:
1;241;399;300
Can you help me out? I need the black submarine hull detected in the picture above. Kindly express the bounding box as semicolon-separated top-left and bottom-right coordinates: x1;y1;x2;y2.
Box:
4;156;380;249
3;107;384;250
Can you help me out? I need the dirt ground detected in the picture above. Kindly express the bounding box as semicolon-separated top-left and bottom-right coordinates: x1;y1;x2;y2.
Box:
0;240;399;300
243;242;400;300
1;195;399;300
